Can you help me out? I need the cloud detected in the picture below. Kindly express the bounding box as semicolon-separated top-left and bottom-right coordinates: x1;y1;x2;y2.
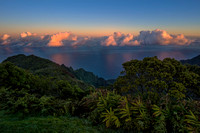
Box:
137;29;191;45
171;34;191;45
101;29;192;46
40;35;45;40
101;35;117;46
47;32;74;47
121;34;140;46
0;34;11;45
0;29;194;47
72;37;89;47
113;32;123;38
1;34;10;40
101;32;139;46
70;35;78;41
20;32;36;38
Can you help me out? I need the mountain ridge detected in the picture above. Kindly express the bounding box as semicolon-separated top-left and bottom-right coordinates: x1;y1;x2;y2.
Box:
3;54;113;87
180;54;200;65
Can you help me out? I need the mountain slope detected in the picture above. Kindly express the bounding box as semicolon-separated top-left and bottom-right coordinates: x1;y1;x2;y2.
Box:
3;54;76;80
180;55;200;65
3;54;113;87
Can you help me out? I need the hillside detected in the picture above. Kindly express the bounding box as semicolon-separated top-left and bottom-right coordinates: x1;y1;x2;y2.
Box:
3;54;113;87
61;65;115;87
180;54;200;65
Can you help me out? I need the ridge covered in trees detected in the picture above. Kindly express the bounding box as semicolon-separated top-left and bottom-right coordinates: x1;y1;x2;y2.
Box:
0;54;200;132
181;54;200;66
3;54;113;87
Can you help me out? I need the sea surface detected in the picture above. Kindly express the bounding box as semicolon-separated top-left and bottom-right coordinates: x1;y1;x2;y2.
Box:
1;46;200;79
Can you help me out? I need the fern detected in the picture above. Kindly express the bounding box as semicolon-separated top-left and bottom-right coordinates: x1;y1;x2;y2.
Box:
131;99;145;117
101;107;120;128
152;104;167;133
119;97;132;122
130;98;150;131
185;110;200;132
152;105;162;117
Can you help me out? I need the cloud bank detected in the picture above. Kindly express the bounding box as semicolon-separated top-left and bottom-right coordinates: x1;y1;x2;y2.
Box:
101;29;191;46
137;29;191;45
0;29;195;47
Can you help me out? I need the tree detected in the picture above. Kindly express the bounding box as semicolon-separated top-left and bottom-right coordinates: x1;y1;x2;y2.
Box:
114;57;200;101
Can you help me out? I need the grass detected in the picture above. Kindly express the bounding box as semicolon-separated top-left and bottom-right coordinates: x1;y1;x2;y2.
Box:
0;111;123;133
0;111;98;133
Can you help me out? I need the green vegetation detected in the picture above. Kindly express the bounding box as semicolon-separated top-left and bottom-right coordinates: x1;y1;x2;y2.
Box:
181;54;200;66
4;54;113;87
0;111;98;133
0;55;200;132
74;68;115;87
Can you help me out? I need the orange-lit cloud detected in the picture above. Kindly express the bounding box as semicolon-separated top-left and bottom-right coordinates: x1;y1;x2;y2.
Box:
0;29;195;47
40;35;45;39
171;34;191;45
137;29;191;45
1;34;11;45
1;34;10;40
101;32;139;46
72;37;89;47
20;32;36;38
101;29;192;46
47;32;74;47
121;34;140;46
101;35;117;46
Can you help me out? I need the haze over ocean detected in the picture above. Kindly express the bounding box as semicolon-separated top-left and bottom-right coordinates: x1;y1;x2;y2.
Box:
1;46;200;79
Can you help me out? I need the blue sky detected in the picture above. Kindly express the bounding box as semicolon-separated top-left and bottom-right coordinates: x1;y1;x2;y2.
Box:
0;0;200;36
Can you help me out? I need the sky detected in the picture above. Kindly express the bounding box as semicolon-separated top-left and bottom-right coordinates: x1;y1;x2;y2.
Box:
0;0;200;36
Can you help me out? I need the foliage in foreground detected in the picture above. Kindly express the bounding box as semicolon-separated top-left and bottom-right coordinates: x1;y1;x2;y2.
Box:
0;111;114;133
81;90;200;132
0;56;200;132
0;62;93;116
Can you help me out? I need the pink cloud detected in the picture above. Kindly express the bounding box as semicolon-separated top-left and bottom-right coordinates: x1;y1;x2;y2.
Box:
137;29;191;45
171;34;191;45
40;35;45;40
101;35;117;46
101;32;139;46
1;34;10;40
0;29;193;47
101;29;192;46
113;32;123;38
70;35;78;41
20;32;36;38
1;34;11;45
47;32;71;47
72;37;89;47
120;34;140;46
20;32;32;38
